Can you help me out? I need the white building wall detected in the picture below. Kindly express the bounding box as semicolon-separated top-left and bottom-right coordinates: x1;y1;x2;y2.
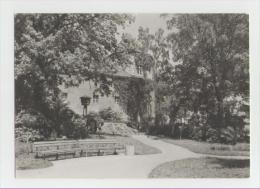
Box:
61;81;128;121
60;62;154;122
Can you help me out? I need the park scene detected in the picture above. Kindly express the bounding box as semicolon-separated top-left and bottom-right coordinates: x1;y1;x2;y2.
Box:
15;13;249;178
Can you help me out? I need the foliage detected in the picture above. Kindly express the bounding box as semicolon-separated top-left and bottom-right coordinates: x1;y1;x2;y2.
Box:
156;14;249;143
98;107;122;122
113;78;154;128
100;122;138;136
86;111;104;134
14;13;249;144
219;126;237;144
48;96;78;137
71;117;88;139
112;27;170;130
15;109;53;139
136;27;170;119
136;27;169;71
15;14;135;140
15;127;44;142
87;112;104;124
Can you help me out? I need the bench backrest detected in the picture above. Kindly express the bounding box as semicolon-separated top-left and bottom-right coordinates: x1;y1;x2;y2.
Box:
33;139;124;152
78;139;118;150
33;140;78;152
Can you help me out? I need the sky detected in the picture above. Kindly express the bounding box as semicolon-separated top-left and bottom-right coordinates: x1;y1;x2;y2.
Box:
118;13;175;64
123;14;169;37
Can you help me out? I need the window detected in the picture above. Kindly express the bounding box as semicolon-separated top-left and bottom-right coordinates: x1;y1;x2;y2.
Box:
114;95;120;104
93;94;99;103
136;65;143;74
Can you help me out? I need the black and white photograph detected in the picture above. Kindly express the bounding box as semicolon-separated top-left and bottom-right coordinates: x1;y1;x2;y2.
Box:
14;12;250;179
0;0;260;188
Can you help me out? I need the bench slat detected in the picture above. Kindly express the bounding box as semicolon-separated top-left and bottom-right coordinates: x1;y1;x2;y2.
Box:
33;139;126;159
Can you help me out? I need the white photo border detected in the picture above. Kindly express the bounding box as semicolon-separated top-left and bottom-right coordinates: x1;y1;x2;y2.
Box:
0;0;259;188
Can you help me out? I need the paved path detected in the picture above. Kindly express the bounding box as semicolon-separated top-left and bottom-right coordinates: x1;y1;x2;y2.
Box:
16;135;201;178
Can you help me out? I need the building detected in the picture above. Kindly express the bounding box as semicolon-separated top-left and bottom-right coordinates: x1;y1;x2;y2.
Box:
60;61;155;124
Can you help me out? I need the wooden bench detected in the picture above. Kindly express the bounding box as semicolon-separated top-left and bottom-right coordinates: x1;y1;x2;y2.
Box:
78;139;125;156
33;139;126;160
33;140;80;160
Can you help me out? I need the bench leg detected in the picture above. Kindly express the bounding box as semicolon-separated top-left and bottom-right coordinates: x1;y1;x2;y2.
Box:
56;153;58;160
43;154;46;160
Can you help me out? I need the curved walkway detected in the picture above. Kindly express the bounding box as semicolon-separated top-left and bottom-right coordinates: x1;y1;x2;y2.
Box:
16;135;201;178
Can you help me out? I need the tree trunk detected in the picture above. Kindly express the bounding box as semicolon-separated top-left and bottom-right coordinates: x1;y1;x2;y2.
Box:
216;98;225;141
169;105;181;137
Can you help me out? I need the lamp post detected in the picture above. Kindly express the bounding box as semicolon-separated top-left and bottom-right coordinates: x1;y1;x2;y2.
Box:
80;96;91;117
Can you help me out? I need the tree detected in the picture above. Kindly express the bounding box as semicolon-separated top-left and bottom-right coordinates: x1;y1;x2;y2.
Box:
113;77;153;130
15;14;135;137
136;27;170;127
109;28;169;131
162;14;249;142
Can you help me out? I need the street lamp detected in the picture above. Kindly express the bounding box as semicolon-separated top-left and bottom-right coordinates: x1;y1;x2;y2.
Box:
80;96;91;116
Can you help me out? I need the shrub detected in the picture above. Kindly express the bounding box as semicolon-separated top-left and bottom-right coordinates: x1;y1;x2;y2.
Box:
71;117;88;139
126;120;139;129
155;113;169;127
87;112;104;125
210;144;232;151
220;126;236;144
15;127;44;142
191;126;203;141
206;128;219;143
240;126;250;143
142;116;156;134
86;112;104;134
99;107;122;122
15;110;52;139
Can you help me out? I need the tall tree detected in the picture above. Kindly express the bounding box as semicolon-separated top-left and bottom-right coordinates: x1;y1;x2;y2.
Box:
136;27;170;122
163;14;249;140
15;14;134;135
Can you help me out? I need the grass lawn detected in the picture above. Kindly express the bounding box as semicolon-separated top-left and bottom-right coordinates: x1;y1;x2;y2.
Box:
110;136;161;155
91;134;162;155
16;140;53;170
156;137;249;156
149;157;250;178
16;154;53;170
